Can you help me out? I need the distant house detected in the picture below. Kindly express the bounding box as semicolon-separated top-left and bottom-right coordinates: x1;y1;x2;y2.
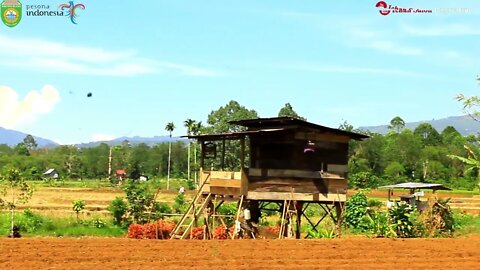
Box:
43;168;59;179
116;169;126;180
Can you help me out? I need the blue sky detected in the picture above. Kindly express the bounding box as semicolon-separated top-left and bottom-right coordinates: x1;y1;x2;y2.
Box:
0;0;479;144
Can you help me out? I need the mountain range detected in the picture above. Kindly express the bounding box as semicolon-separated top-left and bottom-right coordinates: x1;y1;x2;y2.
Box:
2;115;480;148
0;127;59;148
74;136;187;148
0;127;185;148
359;115;480;135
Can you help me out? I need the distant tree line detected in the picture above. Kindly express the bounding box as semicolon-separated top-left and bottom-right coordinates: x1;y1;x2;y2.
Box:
0;102;300;181
346;116;478;190
0;140;189;180
0;101;478;190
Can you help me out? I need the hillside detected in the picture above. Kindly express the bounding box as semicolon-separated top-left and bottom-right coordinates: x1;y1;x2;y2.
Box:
3;115;479;148
0;127;59;147
74;136;186;147
360;115;480;135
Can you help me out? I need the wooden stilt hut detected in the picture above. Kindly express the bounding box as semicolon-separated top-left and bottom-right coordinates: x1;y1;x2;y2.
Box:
170;117;368;239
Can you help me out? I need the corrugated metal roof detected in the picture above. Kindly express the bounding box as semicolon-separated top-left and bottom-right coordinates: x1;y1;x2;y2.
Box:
184;128;285;140
43;168;55;175
379;182;451;190
229;117;369;140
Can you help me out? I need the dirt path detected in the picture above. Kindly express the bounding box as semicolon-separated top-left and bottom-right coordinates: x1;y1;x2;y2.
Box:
1;236;479;269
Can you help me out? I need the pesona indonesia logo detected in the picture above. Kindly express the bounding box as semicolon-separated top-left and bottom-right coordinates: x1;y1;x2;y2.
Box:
58;1;85;24
1;1;89;27
1;0;22;27
24;2;87;25
375;1;432;15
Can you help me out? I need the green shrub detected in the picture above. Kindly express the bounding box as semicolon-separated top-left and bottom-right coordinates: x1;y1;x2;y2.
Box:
304;204;324;218
368;211;396;237
173;194;187;213
91;217;106;228
122;180;156;224
16;209;44;233
344;192;371;231
151;202;172;220
108;197;128;225
72;200;86;223
306;226;335;239
367;199;383;209
349;172;380;189
217;203;238;226
388;203;415;238
185;179;195;190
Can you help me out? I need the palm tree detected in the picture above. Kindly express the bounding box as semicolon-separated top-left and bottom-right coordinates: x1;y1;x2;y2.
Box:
191;121;202;188
184;119;196;182
165;122;175;190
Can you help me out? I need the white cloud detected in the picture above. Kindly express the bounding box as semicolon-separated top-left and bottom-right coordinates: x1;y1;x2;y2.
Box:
91;134;116;142
0;85;61;128
0;34;218;77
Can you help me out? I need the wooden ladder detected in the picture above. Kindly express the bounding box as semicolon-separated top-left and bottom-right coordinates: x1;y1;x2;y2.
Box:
170;172;212;240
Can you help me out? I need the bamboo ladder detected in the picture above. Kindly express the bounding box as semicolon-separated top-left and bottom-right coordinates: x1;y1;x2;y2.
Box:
170;172;213;239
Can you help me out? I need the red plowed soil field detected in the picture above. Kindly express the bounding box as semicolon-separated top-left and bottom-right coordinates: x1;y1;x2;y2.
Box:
1;236;479;270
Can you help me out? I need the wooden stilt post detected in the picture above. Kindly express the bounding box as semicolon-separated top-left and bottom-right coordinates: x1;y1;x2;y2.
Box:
221;139;226;171
335;201;344;237
231;195;244;240
279;200;288;239
200;141;205;169
240;137;245;170
295;201;303;239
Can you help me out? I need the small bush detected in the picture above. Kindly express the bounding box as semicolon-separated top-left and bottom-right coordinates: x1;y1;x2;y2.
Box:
367;199;383;209
173;194;187;213
107;197;127;226
304;204;323;218
149;202;172;220
17;209;44;233
349;172;380;189
216;203;237;226
91;217;106;228
388;203;415;238
344;192;371;231
307;227;335;239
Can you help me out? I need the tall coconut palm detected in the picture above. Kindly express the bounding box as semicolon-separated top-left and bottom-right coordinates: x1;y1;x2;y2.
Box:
184;119;196;182
191;121;202;188
165;122;175;190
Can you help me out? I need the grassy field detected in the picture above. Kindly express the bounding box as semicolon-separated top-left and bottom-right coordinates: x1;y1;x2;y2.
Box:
1;179;479;238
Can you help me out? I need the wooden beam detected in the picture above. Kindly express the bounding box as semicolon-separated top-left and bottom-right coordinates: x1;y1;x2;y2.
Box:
295;131;350;143
247;191;346;202
210;179;241;188
240;169;249;195
210;187;241;196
